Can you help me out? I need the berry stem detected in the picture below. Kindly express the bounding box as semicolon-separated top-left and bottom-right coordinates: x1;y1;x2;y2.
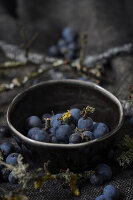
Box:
44;118;51;130
81;106;95;119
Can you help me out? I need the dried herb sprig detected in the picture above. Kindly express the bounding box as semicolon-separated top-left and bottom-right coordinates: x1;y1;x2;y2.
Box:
0;154;32;188
74;127;91;142
0;153;94;197
81;105;95;119
0;61;64;92
79;33;88;70
117;135;133;168
34;163;94;196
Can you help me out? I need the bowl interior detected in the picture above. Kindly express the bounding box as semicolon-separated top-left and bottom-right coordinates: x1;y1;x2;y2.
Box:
8;80;122;139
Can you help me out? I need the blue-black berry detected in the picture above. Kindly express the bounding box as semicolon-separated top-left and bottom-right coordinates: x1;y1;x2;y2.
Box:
48;45;59;57
31;129;50;142
95;195;105;200
6;153;19;166
62;27;77;43
0;142;14;157
70;108;81;124
93;123;109;138
90;174;104;185
50;113;62;129
26;116;42;129
83;131;94;140
103;185;119;200
95;163;112;181
129;116;133;128
1;168;10;182
69;133;82;144
57;39;66;48
68;42;78;51
27;127;40;139
8;172;18;184
49;127;56;135
56;124;72;143
78;117;93;131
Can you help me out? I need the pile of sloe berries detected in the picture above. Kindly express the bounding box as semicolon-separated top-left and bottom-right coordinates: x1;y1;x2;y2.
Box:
48;27;79;60
26;107;109;144
0;126;22;184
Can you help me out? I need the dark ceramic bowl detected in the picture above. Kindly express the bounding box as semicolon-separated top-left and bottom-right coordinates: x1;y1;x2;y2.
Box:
7;80;124;172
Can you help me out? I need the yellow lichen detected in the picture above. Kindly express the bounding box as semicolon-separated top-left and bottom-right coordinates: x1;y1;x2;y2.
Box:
69;175;80;196
46;171;51;176
34;180;44;189
74;188;80;196
62;110;71;122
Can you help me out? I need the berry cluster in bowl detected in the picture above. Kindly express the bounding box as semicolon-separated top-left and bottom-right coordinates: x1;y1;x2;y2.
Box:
26;106;109;144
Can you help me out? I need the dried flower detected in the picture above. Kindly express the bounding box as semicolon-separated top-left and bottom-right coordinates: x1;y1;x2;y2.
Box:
81;106;95;118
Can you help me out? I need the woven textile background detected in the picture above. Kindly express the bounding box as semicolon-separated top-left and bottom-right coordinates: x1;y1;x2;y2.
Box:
0;1;133;199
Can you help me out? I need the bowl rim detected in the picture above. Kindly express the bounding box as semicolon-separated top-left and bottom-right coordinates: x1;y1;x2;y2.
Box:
7;79;124;149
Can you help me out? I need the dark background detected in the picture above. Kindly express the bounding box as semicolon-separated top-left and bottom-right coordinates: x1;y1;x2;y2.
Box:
1;0;133;52
0;0;133;98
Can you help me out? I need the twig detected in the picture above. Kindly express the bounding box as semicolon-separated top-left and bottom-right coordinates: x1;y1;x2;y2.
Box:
24;32;39;59
0;41;133;92
1;41;133;68
84;43;133;67
0;155;94;197
26;33;39;51
0;60;64;92
79;33;88;70
0;61;27;69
